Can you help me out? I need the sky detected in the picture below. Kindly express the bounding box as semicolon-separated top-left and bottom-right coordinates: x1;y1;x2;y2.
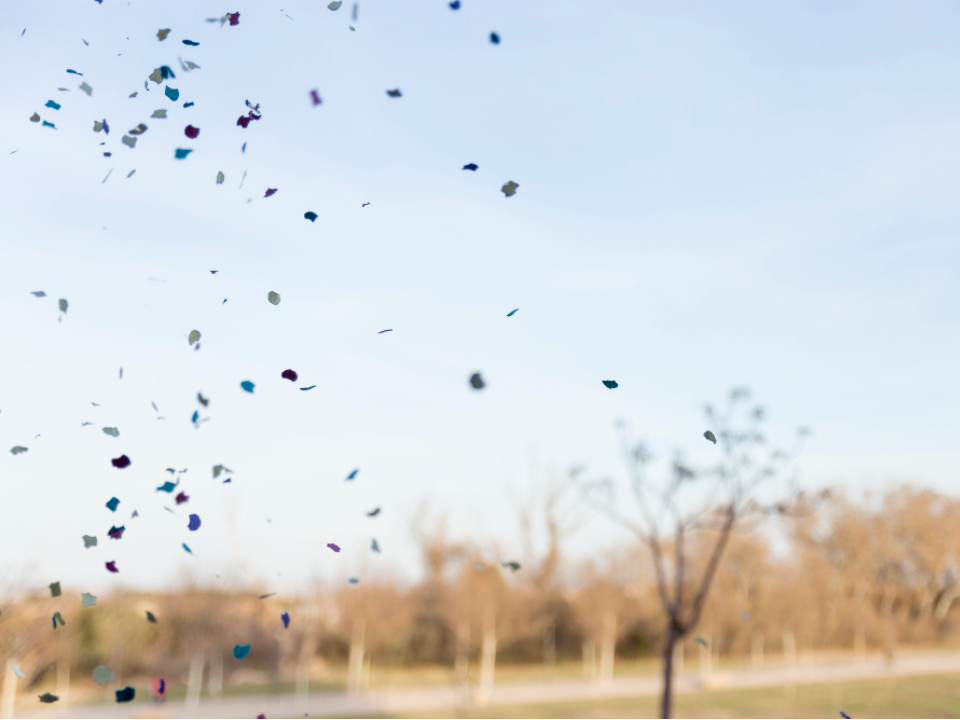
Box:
1;0;959;596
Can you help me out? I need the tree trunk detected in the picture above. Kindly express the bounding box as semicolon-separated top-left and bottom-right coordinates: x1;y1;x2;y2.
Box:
582;640;595;678
455;620;470;706
186;653;204;711
672;637;684;674
348;619;366;695
660;624;676;719
477;610;497;706
599;612;616;687
208;650;223;697
543;623;556;672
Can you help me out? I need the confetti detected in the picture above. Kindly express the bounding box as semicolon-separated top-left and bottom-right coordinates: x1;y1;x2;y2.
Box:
378;329;393;334
30;290;46;297
281;369;298;382
227;12;240;25
106;497;120;511
29;113;40;123
176;491;189;504
367;507;381;517
237;103;262;128
184;125;200;138
695;636;709;647
66;69;82;75
53;611;66;628
175;148;193;159
157;28;171;41
39;693;59;704
111;454;131;468
450;0;460;8
840;713;851;719
102;427;119;437
349;578;360;584
126;170;136;179
328;1;342;9
463;163;478;171
501;180;519;197
281;612;290;629
105;561;119;573
115;687;136;703
10;446;28;455
83;535;97;548
146;611;158;623
601;380;618;389
241;381;255;393
12;665;24;679
183;543;193;554
213;464;232;479
79;82;93;95
198;393;209;406
42;120;56;129
49;581;61;597
233;644;251;660
165;86;179;102
182;39;199;46
386;89;402;97
704;430;717;444
304;211;317;221
327;543;341;552
93;665;115;685
506;308;519;317
469;372;485;389
346;469;359;481
188;514;201;531
300;385;316;391
45;100;61;110
502;561;521;572
371;539;380;553
151;109;167;119
108;525;125;539
310;90;322;106
121;135;137;148
217;171;225;184
264;188;278;198
267;291;281;305
490;32;500;44
188;329;201;345
129;123;148;136
81;592;98;607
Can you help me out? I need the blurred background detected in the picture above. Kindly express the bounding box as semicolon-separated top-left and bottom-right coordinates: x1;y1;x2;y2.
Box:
2;0;960;717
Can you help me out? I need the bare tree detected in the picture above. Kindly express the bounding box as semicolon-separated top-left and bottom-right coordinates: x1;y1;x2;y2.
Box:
573;388;815;718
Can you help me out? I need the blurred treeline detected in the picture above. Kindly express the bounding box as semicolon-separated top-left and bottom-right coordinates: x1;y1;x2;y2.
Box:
3;484;960;700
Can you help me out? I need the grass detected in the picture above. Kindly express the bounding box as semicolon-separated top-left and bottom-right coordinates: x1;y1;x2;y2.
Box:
402;672;960;719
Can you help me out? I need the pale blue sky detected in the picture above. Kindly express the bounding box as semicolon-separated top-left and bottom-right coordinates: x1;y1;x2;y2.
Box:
1;0;958;594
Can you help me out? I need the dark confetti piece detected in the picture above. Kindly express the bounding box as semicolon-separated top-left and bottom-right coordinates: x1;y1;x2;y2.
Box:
108;525;125;539
310;90;322;106
45;100;61;110
115;687;135;703
371;539;380;553
506;308;518;316
176;491;189;504
184;101;194;108
281;612;290;629
188;514;201;531
300;385;316;391
184;124;200;138
281;369;298;381
39;693;59;704
490;31;500;43
450;0;460;7
265;188;277;197
42;120;56;129
379;329;393;334
106;497;120;511
501;180;519;197
241;380;255;393
602;380;618;389
112;454;131;468
164;86;179;101
327;543;341;552
704;430;717;443
228;12;240;25
462;163;478;171
502;561;521;571
183;543;192;554
233;644;251;659
469;372;485;389
146;611;158;623
105;561;119;573
346;469;358;481
367;507;380;517
157;481;176;492
182;39;199;45
50;581;61;597
304;211;317;221
386;89;402;97
53;611;66;628
175;148;193;159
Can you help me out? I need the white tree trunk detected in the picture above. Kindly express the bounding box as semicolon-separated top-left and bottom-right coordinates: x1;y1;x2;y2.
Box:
599;612;616;687
581;640;595;678
477;610;497;706
0;663;17;720
186;653;205;711
208;651;223;697
348;620;365;695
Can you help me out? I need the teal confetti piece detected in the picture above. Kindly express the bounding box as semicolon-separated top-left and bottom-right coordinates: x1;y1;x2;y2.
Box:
233;644;251;660
506;308;518;317
156;481;176;493
66;69;83;75
174;148;192;159
240;381;255;393
45;100;61;110
106;497;120;511
165;86;179;101
42;120;56;129
182;543;192;554
601;380;618;389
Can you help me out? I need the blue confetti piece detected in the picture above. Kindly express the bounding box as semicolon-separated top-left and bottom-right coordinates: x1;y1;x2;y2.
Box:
115;687;135;703
346;469;359;481
106;497;120;511
490;31;500;44
223;477;232;483
349;578;359;584
182;39;200;45
156;481;176;493
182;543;192;554
242;142;247;153
602;380;619;389
66;69;83;75
449;0;460;7
42;120;56;129
183;101;194;108
233;644;251;660
462;163;478;171
281;612;290;629
304;211;317;222
240;380;255;393
506;308;518;317
165;86;180;101
300;385;316;391
840;714;851;719
191;410;199;423
160;66;175;79
175;148;193;159
45;100;61;110
187;514;201;531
